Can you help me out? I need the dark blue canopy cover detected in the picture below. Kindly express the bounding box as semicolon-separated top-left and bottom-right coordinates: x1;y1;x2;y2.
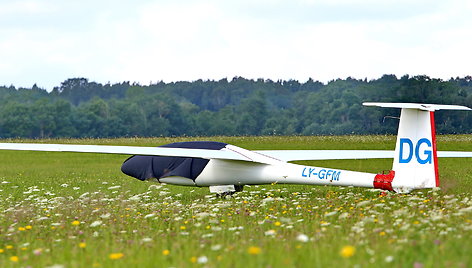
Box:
121;141;227;181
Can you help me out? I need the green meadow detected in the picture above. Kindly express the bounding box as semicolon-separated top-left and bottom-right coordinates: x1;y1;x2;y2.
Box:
0;136;471;267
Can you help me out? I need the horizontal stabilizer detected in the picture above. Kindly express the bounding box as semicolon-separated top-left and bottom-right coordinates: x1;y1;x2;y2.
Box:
363;102;471;111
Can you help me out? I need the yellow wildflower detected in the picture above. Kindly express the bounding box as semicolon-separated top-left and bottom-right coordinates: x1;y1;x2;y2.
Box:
162;249;170;256
10;256;19;262
109;253;124;260
25;225;32;230
72;220;80;226
340;245;356;258
79;242;86;248
18;227;26;231
274;221;281;226
247;246;262;255
190;256;197;263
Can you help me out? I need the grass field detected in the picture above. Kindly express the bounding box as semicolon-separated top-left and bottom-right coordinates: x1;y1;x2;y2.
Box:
0;136;471;267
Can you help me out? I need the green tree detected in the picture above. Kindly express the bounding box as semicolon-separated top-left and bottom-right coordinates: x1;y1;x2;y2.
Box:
234;92;267;135
0;102;34;138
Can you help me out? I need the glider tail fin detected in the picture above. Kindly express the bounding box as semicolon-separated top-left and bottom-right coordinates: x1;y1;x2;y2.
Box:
391;107;438;192
364;103;471;193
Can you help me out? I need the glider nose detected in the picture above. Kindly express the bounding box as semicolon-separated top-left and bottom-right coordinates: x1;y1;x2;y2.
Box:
121;155;154;181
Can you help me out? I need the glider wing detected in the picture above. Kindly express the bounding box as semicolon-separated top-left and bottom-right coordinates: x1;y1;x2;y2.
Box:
1;143;472;163
255;150;394;161
256;150;472;162
0;143;250;161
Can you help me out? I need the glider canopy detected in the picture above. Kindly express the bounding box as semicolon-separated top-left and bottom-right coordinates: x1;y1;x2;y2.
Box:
121;141;228;181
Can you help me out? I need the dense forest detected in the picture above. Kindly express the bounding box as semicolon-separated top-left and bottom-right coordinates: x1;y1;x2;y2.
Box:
1;75;472;138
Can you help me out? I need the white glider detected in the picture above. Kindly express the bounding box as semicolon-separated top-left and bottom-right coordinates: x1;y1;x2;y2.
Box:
0;102;471;194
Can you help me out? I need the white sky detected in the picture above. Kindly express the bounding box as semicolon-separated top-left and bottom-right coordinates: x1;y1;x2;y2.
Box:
1;0;471;90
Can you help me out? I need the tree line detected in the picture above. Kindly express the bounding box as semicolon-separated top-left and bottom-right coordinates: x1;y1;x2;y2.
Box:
1;75;472;138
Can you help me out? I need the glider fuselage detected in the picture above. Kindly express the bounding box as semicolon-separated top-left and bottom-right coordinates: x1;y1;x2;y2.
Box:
159;145;376;189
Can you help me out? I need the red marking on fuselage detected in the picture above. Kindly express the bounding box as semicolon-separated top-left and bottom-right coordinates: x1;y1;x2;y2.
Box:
374;170;395;191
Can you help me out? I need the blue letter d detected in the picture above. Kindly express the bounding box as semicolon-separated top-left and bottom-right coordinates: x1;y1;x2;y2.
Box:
399;138;413;163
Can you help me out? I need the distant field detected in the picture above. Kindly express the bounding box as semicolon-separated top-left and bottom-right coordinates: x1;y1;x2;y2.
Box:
0;136;471;267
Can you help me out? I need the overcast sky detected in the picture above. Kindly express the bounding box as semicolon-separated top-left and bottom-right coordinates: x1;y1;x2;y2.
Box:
1;0;471;90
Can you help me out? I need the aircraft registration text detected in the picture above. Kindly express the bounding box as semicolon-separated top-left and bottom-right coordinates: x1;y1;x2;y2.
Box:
301;167;341;181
